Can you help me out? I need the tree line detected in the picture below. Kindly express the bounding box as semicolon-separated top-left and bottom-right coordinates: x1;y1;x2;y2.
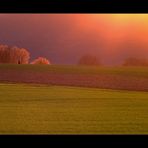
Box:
0;45;29;64
0;44;148;66
0;44;49;64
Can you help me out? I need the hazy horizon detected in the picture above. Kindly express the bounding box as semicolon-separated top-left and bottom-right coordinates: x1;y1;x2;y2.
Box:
0;14;148;65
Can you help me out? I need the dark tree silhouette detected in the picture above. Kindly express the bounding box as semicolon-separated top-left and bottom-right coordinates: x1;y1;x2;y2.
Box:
122;57;148;66
78;54;100;66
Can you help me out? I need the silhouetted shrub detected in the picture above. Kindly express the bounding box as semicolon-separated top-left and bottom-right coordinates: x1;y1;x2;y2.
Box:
122;57;148;66
78;54;100;66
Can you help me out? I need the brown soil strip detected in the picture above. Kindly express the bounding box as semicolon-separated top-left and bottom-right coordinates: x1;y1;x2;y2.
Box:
0;70;148;91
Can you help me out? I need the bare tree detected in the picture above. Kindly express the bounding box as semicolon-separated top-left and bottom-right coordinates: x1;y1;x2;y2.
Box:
78;54;100;66
0;45;10;63
0;44;30;64
18;48;30;64
31;57;50;65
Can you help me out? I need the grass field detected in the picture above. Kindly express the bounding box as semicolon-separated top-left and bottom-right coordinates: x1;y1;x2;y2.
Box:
0;83;148;134
1;64;148;77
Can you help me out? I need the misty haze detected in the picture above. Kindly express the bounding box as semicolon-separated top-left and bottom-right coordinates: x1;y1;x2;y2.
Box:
1;14;148;65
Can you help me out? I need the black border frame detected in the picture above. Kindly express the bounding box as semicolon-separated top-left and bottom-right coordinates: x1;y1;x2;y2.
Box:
0;0;148;146
0;0;148;13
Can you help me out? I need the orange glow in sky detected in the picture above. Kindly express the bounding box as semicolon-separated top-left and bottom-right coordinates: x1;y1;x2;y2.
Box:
73;14;148;63
0;14;148;65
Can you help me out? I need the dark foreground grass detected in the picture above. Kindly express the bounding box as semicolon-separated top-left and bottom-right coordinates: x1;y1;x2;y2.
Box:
0;83;148;134
1;64;148;78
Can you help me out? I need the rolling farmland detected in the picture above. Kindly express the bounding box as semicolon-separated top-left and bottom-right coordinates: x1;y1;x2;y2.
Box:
0;64;148;134
0;64;148;91
0;83;148;134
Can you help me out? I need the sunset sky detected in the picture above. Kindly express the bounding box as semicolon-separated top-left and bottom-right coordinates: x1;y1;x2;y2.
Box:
0;14;148;65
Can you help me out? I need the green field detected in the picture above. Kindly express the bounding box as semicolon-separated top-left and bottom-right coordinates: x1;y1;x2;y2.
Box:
0;83;148;134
